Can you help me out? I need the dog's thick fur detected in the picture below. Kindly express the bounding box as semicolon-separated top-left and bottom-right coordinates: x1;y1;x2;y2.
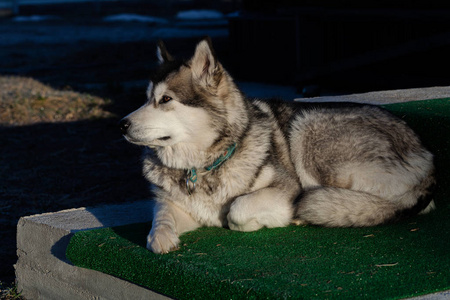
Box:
120;38;435;254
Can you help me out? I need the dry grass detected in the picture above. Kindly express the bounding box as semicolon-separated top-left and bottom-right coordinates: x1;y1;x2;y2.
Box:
0;76;113;126
0;281;23;300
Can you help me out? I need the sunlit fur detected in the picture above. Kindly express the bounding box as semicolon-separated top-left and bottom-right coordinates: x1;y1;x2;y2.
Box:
120;38;435;254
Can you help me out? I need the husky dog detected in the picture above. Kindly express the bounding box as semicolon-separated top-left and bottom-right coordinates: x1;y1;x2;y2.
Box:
119;38;435;254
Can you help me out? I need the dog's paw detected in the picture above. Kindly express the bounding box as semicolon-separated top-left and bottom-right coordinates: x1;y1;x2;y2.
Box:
227;198;263;232
228;193;292;231
147;226;180;254
228;214;262;232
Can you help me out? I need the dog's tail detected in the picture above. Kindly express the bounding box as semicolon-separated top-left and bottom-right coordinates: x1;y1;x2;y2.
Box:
294;174;435;227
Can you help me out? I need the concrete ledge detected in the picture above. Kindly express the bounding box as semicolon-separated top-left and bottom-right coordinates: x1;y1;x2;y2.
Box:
295;86;450;104
15;200;170;300
16;86;450;299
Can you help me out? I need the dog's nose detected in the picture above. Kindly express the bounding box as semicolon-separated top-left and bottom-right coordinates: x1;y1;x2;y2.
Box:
119;118;131;135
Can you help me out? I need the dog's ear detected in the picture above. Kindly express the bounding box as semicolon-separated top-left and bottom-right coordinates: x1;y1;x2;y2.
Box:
146;81;154;100
156;40;173;64
190;37;218;85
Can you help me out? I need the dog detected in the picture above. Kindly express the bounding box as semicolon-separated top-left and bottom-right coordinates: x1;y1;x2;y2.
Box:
119;38;435;254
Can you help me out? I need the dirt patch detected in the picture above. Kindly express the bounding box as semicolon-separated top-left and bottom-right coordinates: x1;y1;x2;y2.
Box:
0;76;113;125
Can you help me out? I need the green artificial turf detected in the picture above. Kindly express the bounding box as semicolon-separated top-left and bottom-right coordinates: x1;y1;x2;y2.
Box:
67;99;450;299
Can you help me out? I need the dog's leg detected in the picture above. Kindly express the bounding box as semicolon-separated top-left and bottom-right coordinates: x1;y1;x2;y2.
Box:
227;187;293;232
147;201;200;254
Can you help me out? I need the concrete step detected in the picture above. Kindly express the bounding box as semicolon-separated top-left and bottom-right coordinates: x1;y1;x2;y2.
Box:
15;198;450;300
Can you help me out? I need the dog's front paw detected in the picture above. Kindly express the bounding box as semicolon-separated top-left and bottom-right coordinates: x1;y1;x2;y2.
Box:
147;225;180;254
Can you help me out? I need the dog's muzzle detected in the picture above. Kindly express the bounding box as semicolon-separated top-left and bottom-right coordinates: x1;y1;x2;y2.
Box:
119;118;131;135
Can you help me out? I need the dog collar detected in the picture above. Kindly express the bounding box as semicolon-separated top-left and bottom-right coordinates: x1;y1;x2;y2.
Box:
186;143;237;195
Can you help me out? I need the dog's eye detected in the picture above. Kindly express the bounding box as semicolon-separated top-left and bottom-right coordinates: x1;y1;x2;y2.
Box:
160;95;172;104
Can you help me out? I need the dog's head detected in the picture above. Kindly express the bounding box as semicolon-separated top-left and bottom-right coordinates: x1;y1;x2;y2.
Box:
119;37;231;150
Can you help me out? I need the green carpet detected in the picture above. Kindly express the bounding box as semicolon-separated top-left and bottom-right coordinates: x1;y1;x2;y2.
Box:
67;99;450;299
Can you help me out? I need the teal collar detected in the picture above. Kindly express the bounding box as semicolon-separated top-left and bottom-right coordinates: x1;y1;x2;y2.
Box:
205;142;237;171
186;143;237;194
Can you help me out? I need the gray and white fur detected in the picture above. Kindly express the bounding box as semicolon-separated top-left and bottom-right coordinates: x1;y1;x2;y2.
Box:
119;38;435;254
